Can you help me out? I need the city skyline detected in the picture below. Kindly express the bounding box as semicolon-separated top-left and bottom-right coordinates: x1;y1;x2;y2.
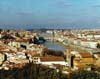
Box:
0;0;100;29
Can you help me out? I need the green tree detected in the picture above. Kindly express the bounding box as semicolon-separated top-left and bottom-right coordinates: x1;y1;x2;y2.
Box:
97;43;100;48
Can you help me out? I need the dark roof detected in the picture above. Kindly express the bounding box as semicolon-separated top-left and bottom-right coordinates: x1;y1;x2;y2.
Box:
40;56;65;62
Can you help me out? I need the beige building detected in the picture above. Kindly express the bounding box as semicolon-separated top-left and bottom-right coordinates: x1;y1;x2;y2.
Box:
94;54;100;66
0;53;4;65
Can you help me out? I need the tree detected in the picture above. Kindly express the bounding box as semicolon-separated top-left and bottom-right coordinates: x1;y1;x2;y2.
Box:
69;70;100;79
97;43;100;48
0;63;67;79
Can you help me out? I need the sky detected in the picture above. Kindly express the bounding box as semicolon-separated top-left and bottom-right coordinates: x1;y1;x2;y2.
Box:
0;0;100;29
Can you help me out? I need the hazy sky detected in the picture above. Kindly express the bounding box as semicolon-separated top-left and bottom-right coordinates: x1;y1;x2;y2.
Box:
0;0;100;29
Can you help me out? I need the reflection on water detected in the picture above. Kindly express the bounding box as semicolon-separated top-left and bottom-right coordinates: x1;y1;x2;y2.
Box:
44;41;66;51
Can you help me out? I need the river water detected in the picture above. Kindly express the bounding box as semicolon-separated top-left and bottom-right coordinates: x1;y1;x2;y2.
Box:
44;41;66;51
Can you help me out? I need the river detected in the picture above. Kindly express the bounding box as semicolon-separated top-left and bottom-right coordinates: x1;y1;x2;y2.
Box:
44;41;66;51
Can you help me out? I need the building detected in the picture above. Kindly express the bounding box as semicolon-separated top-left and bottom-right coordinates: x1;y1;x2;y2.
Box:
39;56;67;66
94;53;100;66
80;39;97;48
67;51;94;70
0;53;4;65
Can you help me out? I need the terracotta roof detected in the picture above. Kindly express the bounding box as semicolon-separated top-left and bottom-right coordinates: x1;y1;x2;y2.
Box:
16;38;29;42
26;51;40;57
79;52;92;58
0;49;16;54
10;63;26;69
40;56;65;62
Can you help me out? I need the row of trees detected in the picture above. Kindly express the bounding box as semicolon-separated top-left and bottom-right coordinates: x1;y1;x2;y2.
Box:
1;63;100;79
0;63;66;79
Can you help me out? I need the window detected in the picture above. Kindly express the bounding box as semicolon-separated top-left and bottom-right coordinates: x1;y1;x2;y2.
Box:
33;61;38;63
34;57;38;60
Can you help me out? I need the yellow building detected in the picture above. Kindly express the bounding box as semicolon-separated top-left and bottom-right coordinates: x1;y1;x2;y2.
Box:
70;52;94;70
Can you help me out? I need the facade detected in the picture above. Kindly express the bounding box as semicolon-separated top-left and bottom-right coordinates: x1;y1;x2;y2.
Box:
33;57;40;64
0;53;4;65
80;40;97;48
94;54;100;66
73;52;94;69
67;51;94;70
8;41;21;48
33;56;67;66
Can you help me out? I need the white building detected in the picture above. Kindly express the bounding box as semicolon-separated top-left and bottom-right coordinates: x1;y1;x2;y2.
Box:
33;56;67;66
80;40;97;48
8;41;21;48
